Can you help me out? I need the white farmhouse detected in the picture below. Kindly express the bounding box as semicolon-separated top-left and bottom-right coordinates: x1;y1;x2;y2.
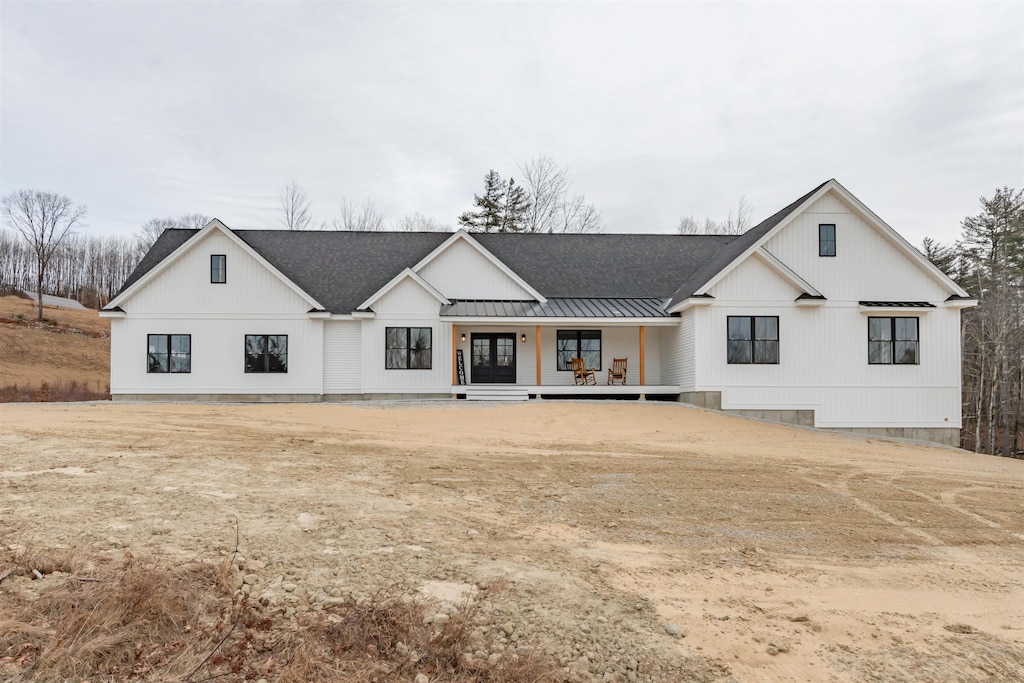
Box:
101;180;974;445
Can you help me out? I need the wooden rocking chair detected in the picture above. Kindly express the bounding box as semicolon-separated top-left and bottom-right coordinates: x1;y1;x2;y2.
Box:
571;357;596;386
607;357;627;385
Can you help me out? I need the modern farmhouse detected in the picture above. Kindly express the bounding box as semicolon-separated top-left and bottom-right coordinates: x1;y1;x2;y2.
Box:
102;180;975;445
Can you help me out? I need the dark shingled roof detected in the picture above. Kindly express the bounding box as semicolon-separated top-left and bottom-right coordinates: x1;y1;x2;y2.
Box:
114;181;831;314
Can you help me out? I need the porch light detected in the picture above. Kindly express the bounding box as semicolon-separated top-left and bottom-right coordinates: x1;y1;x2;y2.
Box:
461;333;466;342
521;333;527;343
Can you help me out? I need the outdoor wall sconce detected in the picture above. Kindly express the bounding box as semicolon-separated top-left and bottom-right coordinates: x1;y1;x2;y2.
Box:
521;333;527;343
461;333;467;342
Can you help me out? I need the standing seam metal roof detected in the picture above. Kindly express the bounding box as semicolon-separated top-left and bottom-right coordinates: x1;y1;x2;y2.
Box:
440;298;669;318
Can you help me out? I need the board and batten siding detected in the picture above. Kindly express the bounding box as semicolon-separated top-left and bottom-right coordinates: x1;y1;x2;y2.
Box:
124;231;312;315
417;238;534;300
110;229;324;396
323;321;362;394
110;317;324;395
696;190;963;428
762;193;949;302
362;277;450;393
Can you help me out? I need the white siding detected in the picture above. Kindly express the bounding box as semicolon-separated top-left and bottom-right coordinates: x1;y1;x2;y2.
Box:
362;278;450;393
709;255;802;301
762;193;948;302
110;317;323;395
323;321;362;393
123;231;311;314
660;310;695;390
695;302;963;428
453;326;537;385
417;238;534;300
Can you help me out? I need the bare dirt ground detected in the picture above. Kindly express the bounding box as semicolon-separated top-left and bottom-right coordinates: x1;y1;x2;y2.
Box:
0;295;109;391
1;401;1022;682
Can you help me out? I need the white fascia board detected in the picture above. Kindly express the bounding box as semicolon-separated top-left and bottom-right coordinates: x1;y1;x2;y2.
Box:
411;229;547;303
826;181;971;299
107;219;325;311
666;296;716;314
754;248;823;297
98;309;126;318
357;268;449;310
943;298;978;309
442;316;680;326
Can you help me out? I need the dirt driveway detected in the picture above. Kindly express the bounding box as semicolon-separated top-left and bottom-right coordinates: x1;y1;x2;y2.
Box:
2;401;1022;681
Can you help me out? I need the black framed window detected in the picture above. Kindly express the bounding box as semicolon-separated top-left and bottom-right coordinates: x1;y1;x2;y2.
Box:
385;327;432;369
245;335;288;373
819;224;836;257
211;254;226;283
148;334;191;373
556;330;601;370
868;317;918;365
727;316;779;364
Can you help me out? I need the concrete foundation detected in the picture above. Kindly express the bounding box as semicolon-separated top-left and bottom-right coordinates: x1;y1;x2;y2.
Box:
678;392;960;448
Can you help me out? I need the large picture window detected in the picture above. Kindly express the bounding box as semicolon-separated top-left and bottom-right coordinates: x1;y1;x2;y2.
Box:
727;316;779;364
245;335;288;373
556;330;601;371
148;334;191;373
868;317;918;365
386;327;432;369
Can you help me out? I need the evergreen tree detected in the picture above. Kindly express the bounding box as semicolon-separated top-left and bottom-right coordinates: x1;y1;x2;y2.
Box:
499;177;530;233
458;170;506;232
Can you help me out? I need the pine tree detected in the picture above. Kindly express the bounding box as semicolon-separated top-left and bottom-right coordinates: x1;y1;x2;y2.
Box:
458;170;506;232
499;177;530;233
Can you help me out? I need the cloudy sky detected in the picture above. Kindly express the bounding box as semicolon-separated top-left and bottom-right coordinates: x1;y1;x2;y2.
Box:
2;1;1021;246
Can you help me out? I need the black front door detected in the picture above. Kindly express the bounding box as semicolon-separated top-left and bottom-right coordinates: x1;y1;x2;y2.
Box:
470;333;516;383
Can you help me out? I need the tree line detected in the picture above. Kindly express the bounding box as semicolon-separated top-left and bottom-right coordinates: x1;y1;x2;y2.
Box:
923;187;1023;457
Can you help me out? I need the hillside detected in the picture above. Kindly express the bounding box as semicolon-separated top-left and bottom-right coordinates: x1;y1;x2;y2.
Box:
0;295;109;394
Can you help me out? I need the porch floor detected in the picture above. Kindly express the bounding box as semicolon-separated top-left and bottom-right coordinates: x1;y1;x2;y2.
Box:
452;384;680;396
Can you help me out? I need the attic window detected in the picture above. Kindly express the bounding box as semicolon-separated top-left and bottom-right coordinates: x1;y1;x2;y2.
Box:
819;224;836;257
211;255;226;283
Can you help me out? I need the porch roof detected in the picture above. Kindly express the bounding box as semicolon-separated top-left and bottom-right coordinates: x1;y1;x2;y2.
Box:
440;298;670;318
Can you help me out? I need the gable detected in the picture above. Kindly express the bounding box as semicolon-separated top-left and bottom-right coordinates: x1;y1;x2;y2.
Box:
372;276;446;315
707;253;803;301
417;236;536;300
118;229;313;315
763;190;950;302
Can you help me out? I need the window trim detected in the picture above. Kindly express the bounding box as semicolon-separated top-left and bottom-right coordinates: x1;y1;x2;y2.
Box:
556;329;602;371
819;224;836;257
726;316;780;365
385;327;433;370
147;333;191;374
211;254;226;283
244;334;288;373
868;316;919;365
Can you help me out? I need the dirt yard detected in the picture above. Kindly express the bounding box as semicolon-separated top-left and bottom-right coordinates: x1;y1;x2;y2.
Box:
1;401;1022;681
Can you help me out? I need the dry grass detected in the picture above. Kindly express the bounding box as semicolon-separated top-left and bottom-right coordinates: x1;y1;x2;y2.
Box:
0;379;110;403
0;295;110;391
0;548;562;683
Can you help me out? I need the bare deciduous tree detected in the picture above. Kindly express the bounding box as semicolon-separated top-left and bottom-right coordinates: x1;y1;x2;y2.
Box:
2;189;87;320
518;155;602;233
279;180;313;231
677;197;753;235
136;213;210;256
392;212;450;232
326;198;386;231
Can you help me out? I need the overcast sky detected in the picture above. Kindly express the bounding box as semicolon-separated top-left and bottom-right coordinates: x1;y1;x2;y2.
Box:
2;1;1021;246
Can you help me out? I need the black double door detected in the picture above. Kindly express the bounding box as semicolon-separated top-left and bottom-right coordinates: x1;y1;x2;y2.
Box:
470;333;516;383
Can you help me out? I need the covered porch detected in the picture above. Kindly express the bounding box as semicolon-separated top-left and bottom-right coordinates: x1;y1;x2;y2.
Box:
442;298;680;399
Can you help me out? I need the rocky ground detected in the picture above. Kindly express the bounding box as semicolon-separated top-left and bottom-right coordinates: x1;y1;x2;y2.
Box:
1;401;1023;681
